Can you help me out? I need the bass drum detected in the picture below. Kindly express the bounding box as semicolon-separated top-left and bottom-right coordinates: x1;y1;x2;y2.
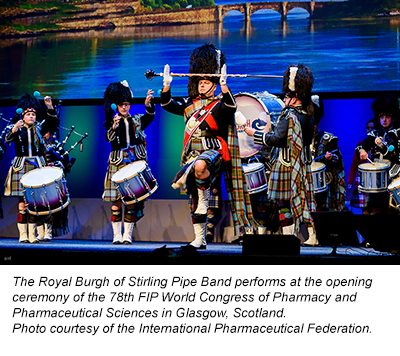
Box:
235;91;284;158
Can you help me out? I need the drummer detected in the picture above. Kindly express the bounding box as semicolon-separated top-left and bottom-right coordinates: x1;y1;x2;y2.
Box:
310;95;346;212
356;93;400;214
160;43;258;249
38;95;73;241
102;81;155;244
3;93;57;243
244;64;317;246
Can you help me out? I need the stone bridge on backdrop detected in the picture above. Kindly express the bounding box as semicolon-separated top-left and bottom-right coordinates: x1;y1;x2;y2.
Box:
217;1;344;21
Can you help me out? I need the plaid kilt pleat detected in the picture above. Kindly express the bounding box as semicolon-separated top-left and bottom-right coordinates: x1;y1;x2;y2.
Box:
189;188;221;209
349;171;367;208
350;169;391;209
5;161;38;197
185;149;224;210
187;138;205;154
267;159;291;200
102;162;124;202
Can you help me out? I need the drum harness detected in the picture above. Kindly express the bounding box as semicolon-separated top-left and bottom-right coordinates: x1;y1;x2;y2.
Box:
367;129;400;179
109;117;147;165
5;123;46;171
276;108;313;168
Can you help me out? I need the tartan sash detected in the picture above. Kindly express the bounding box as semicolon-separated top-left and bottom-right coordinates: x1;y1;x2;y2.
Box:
182;100;219;158
224;124;259;229
287;109;315;234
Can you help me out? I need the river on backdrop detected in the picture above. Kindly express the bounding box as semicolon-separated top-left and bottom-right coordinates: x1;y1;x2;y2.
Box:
0;3;399;99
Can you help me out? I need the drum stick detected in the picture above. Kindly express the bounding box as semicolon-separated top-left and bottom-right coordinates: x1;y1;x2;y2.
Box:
313;149;338;161
367;157;375;165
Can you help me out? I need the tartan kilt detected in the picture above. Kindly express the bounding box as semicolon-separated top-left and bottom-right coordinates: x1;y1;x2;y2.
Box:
180;149;224;192
4;161;38;197
349;171;367;208
188;153;223;209
267;160;315;210
189;188;222;209
350;170;390;209
267;160;291;200
102;159;135;202
181;149;224;212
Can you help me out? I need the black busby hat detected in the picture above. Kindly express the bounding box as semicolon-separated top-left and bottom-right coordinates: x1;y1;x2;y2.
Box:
40;114;60;137
104;80;134;122
13;93;42;123
188;43;226;97
371;93;400;128
311;95;324;124
282;64;314;115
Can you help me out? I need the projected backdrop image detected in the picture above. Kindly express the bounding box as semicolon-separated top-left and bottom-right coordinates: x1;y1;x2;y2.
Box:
0;0;399;99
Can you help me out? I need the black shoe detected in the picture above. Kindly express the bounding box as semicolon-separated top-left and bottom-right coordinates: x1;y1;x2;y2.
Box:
206;235;213;243
230;237;243;245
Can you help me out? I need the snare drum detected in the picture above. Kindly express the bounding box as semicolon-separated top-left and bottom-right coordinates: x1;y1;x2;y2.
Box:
20;166;70;215
311;162;328;194
111;160;158;204
242;162;268;194
388;177;400;207
235;92;284;158
358;162;390;193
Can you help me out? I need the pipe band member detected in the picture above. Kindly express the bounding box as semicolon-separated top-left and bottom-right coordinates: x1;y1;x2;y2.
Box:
245;64;317;246
311;95;346;212
160;43;257;249
103;81;155;244
4;93;57;243
356;93;400;214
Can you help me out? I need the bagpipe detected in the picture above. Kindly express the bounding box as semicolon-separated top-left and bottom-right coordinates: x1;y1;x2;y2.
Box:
49;124;88;174
0;112;13;161
33;91;89;174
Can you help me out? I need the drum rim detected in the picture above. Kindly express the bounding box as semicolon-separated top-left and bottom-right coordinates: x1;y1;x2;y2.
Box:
247;184;268;194
26;198;70;216
311;161;326;169
111;160;147;183
121;183;158;204
314;186;329;193
234;92;272;119
358;187;388;193
20;166;64;188
242;162;264;172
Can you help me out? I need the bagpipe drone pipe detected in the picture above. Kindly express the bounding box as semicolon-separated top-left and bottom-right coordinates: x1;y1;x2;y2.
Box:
33;91;88;174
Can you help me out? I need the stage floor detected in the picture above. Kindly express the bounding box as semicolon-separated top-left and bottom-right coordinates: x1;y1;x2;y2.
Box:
0;237;398;265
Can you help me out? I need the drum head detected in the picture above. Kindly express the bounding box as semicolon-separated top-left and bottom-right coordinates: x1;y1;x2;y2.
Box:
359;162;390;171
242;162;263;173
311;161;325;171
235;92;284;158
20;167;63;187
252;91;285;126
112;160;146;182
235;93;270;158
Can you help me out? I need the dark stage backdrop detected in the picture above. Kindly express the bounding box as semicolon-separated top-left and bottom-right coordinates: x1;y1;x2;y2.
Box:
0;94;380;201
